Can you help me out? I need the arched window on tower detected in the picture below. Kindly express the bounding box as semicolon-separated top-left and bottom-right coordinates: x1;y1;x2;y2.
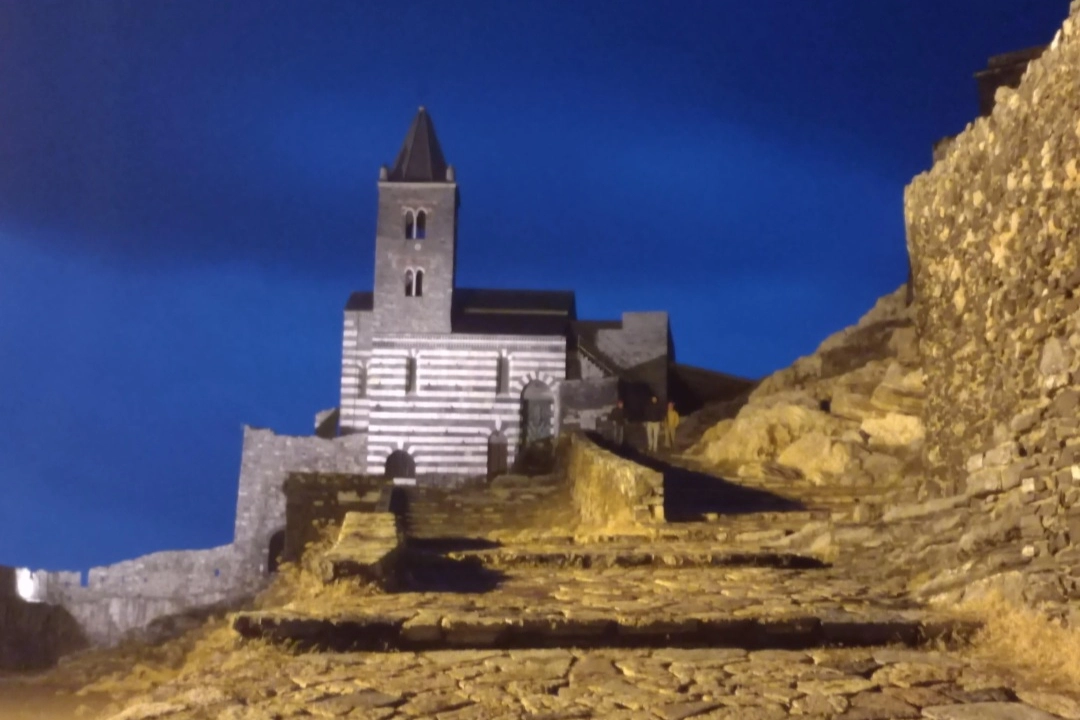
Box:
405;269;414;297
415;269;424;297
416;210;427;239
404;210;415;239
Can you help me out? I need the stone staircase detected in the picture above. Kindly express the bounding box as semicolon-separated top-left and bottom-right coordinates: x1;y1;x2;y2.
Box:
316;511;403;590
234;458;981;675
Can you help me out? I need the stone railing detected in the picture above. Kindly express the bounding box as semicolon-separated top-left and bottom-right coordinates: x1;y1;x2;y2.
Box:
563;433;664;529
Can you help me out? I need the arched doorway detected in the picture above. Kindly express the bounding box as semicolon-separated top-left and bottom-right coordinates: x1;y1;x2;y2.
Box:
521;380;554;445
384;450;416;479
518;380;555;473
267;529;285;574
487;430;508;480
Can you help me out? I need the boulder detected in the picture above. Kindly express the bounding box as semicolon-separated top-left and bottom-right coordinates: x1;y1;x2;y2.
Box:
860;413;925;449
775;432;855;484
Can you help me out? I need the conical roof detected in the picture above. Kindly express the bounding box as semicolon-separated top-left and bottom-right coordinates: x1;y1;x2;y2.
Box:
387;107;450;182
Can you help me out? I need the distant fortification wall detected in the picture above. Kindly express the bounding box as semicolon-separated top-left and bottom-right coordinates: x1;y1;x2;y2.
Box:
0;566;88;671
17;425;371;650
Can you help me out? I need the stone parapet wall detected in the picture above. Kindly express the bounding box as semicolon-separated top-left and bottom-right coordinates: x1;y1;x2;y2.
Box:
233;426;369;574
25;544;259;647
403;474;569;539
564;433;664;529
904;7;1080;498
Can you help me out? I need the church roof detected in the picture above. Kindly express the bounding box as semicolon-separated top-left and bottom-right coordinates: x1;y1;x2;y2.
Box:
451;288;576;335
344;291;373;311
388;107;450;183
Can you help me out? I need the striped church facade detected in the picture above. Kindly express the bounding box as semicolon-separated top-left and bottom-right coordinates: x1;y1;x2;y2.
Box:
341;327;566;477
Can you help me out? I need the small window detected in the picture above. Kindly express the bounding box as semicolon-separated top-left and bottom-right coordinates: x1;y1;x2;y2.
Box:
416;210;427;239
496;355;510;394
405;210;415;239
405;269;414;297
415;269;424;297
405;356;417;394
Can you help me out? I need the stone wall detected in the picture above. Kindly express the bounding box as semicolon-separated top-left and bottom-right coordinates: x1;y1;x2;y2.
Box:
282;473;390;562
596;312;669;372
402;474;570;539
24;544;256;647
560;377;618;433
5;425;373;651
904;6;1080;500
233;425;369;575
0;566;88;671
564;433;664;529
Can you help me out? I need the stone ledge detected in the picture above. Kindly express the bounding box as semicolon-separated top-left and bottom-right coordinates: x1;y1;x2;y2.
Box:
232;608;980;653
436;547;827;570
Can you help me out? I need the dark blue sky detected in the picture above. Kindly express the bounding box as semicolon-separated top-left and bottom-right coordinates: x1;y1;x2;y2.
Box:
0;0;1069;570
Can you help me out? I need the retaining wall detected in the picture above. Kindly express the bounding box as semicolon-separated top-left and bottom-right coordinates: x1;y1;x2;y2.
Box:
564;433;664;529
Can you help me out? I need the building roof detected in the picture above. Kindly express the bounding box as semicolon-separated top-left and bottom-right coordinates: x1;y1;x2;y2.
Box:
388;107;450;183
344;291;373;311
979;45;1046;73
570;319;623;374
451;288;576;335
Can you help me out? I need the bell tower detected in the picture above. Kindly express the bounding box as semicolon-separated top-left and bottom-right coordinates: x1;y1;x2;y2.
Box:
371;107;459;334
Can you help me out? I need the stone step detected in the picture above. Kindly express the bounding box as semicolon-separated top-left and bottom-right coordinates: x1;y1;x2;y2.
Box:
427;546;827;570
232;607;979;653
317;512;403;589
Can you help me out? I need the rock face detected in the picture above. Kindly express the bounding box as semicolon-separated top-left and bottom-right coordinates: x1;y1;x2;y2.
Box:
687;287;924;492
905;6;1080;499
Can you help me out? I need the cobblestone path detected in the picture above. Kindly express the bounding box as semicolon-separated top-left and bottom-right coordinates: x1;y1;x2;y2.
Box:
98;463;1080;718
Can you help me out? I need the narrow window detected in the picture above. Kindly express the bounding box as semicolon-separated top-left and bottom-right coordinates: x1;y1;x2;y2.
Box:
496;355;510;394
415;269;424;297
405;269;414;297
416;210;427;239
405;356;417;394
357;364;367;398
404;210;415;239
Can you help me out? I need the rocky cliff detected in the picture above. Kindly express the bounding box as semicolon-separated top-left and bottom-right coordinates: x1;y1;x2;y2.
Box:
685;286;923;508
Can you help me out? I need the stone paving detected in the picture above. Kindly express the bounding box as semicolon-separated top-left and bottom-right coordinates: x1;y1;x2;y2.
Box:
88;450;1080;718
234;559;972;653
106;645;1080;719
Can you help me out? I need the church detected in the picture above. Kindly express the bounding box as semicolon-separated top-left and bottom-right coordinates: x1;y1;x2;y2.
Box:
336;107;680;481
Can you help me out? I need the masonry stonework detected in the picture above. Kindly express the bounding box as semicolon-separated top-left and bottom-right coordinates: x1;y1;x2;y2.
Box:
905;9;1080;499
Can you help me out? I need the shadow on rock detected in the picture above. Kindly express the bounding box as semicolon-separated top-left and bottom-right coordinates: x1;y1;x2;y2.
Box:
400;552;507;593
586;432;806;522
405;537;502;553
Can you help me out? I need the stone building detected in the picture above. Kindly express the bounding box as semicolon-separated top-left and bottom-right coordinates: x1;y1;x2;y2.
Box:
337;107;678;481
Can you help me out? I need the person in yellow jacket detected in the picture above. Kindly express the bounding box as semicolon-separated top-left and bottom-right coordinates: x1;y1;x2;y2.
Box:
664;401;680;450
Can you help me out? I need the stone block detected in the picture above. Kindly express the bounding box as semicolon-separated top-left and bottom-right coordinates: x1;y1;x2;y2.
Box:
984;441;1018;467
1009;410;1040;434
966;467;1004;496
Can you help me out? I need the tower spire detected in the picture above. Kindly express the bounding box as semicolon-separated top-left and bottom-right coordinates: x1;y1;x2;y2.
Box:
388;107;450;182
